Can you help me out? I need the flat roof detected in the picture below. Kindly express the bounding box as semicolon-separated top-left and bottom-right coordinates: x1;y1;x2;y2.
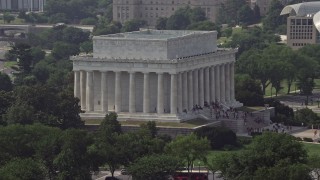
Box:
96;29;212;40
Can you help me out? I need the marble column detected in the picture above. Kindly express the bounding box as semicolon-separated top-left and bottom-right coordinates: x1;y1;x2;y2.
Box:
143;72;150;113
157;73;164;114
170;73;177;114
215;65;220;102
188;70;193;110
193;69;199;105
210;66;215;102
86;71;94;111
115;71;122;113
129;72;136;113
225;63;231;103
74;71;80;99
177;72;183;113
101;71;108;112
199;68;204;106
183;71;188;110
220;64;225;103
231;62;235;102
204;67;210;103
80;70;86;109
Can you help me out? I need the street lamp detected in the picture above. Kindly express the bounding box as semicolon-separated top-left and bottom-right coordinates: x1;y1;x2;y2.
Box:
198;161;200;173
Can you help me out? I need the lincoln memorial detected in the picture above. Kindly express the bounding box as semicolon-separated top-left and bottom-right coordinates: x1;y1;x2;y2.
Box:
71;29;241;121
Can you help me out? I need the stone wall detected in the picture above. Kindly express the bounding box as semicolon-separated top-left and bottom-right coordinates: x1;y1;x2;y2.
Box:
85;125;194;138
92;30;217;60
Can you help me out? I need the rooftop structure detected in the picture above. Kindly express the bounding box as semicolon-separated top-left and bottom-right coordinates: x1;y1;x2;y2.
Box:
93;30;217;60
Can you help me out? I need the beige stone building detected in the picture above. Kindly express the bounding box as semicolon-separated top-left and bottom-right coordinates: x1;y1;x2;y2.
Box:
0;0;45;11
113;0;223;26
281;2;320;50
71;29;242;122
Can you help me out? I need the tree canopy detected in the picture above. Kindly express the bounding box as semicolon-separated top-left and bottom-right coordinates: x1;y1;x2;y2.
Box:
214;132;309;179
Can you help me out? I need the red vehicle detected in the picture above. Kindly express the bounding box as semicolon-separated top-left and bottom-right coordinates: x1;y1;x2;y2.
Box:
174;172;208;180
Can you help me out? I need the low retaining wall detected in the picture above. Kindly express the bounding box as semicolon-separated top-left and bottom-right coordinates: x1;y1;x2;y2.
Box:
85;125;193;137
85;121;221;138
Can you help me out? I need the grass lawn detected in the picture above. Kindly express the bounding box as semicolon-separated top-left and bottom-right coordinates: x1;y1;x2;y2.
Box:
85;118;211;128
314;79;320;89
217;26;245;45
0;18;25;25
4;61;17;68
303;142;320;156
264;78;320;98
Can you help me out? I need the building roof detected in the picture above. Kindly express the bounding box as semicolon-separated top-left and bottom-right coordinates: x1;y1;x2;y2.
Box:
313;11;320;32
280;2;320;17
96;29;212;40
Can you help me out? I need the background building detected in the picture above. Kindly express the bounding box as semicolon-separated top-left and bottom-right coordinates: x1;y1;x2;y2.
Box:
0;0;45;12
71;30;241;121
113;0;223;26
281;2;320;49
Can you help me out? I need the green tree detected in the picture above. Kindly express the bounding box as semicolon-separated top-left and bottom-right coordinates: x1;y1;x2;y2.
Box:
80;41;93;54
128;154;182;180
48;13;68;24
0;72;13;92
253;162;311;180
99;112;122;135
91;112;123;177
237;5;254;25
189;7;207;23
140;121;159;138
263;0;286;32
62;27;90;44
54;129;93;179
216;132;308;179
294;108;320;126
235;74;264;106
120;130;166;165
194;126;237;149
166;10;190;30
8;43;33;74
0;91;14;125
3;102;35;125
51;41;80;60
187;21;219;31
31;47;46;65
165;133;210;174
156;17;168;30
122;19;146;32
3;12;15;24
0;158;45;180
216;0;246;25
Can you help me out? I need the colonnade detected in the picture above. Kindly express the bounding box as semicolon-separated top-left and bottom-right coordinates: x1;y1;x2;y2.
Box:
74;62;235;114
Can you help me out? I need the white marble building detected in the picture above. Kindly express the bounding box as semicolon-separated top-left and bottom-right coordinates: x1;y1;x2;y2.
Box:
71;30;241;121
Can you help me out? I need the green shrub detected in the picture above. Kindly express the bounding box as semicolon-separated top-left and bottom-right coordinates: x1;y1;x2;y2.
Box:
251;132;262;136
237;136;252;146
80;17;97;25
295;137;303;141
194;126;237;149
222;144;236;151
303;137;313;142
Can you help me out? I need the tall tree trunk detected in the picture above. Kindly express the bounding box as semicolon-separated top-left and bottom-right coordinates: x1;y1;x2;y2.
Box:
287;82;292;94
